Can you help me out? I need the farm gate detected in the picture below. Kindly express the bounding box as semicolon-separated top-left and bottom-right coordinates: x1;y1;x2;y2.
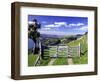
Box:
34;43;80;66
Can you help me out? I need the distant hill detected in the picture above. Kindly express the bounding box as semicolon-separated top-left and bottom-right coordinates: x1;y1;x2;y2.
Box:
40;34;83;39
40;34;64;38
68;34;87;46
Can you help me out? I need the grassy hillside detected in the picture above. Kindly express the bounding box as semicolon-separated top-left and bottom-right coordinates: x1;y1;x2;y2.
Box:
67;34;88;64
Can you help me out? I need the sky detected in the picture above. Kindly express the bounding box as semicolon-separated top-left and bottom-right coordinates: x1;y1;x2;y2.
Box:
28;15;88;36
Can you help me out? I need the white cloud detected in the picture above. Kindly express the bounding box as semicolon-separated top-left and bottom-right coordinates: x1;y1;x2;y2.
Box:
79;26;88;30
44;24;60;28
77;22;84;26
69;22;84;27
71;26;88;32
44;22;67;28
69;23;77;27
72;26;87;32
54;22;67;25
43;22;85;30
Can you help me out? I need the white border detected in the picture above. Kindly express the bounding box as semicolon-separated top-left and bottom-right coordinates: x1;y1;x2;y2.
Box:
20;7;95;75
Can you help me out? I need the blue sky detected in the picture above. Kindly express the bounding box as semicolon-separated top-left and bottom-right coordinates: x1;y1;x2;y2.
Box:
28;15;88;36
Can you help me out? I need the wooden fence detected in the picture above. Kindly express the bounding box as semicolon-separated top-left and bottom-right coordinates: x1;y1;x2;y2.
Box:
49;43;80;58
34;43;80;66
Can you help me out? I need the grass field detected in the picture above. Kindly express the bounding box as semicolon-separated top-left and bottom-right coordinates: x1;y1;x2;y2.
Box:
53;57;68;65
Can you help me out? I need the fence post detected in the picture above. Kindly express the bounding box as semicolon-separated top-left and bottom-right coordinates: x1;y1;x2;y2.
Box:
39;41;42;60
68;46;71;58
56;45;59;58
78;43;80;57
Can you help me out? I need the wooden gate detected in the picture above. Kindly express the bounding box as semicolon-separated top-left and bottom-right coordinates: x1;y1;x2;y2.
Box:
34;43;80;66
49;43;80;58
68;43;80;57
